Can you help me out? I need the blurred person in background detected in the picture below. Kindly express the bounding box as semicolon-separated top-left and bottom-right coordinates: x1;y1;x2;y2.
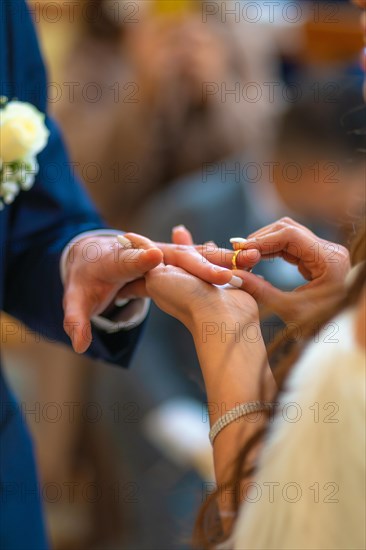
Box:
266;75;365;243
54;0;277;229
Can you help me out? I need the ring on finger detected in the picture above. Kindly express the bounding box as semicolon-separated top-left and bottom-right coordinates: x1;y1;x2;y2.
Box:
232;249;253;273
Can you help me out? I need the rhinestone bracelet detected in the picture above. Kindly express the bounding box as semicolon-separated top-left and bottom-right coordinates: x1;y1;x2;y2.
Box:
209;401;275;446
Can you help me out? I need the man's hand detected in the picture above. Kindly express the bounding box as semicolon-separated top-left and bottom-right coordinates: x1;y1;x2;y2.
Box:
62;235;163;354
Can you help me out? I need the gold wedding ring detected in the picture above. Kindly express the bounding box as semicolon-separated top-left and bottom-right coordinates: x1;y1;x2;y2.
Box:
232;249;242;271
231;248;253;273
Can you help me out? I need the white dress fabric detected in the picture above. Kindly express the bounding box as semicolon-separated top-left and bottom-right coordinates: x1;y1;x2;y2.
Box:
228;309;365;550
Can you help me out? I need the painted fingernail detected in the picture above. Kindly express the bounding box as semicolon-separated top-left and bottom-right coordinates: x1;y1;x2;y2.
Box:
117;235;133;248
115;298;130;307
230;237;248;250
230;237;248;243
229;275;243;288
212;266;230;273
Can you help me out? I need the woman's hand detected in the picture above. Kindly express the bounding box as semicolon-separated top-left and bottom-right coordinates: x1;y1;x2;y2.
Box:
118;231;274;495
145;264;259;333
116;233;260;332
173;219;351;323
171;224;261;270
229;218;350;322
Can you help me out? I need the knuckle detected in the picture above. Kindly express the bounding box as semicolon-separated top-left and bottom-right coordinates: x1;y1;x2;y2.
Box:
287;226;301;238
175;245;191;252
273;220;288;232
338;245;349;258
279;216;294;225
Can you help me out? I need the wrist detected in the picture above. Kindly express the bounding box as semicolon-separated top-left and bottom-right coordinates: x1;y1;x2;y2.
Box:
187;301;260;339
191;316;271;413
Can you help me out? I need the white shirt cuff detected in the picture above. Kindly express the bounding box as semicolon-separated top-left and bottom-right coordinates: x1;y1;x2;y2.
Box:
60;229;150;333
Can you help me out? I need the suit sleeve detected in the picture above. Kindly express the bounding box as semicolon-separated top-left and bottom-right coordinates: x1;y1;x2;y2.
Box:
2;0;144;366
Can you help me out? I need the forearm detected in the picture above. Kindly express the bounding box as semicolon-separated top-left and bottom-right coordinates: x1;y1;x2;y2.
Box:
191;313;276;510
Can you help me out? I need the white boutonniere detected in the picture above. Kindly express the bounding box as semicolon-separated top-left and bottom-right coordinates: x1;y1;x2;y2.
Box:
0;97;50;209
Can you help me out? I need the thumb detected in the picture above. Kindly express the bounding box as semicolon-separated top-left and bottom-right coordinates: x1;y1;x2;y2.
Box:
117;247;163;281
63;286;95;354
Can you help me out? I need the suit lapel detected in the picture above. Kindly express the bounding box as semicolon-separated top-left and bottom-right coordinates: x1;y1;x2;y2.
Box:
0;1;11;309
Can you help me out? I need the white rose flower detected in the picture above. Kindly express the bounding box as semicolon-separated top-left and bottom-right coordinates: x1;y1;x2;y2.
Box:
10;157;38;190
0;101;50;163
20;157;38;190
1;181;19;204
0;99;48;207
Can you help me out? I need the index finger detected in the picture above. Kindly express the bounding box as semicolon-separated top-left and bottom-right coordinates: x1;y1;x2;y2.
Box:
243;227;321;263
247;218;306;240
165;244;236;286
129;236;236;286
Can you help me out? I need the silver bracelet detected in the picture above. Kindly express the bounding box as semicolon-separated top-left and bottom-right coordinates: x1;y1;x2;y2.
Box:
209;401;275;446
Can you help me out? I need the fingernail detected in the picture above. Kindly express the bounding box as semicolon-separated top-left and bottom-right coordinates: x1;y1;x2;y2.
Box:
230;237;248;244
117;235;133;248
115;298;130;307
229;275;243;288
173;225;186;232
230;237;248;251
212;266;230;273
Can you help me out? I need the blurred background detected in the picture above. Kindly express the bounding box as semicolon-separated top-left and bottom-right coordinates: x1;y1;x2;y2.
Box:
2;1;365;548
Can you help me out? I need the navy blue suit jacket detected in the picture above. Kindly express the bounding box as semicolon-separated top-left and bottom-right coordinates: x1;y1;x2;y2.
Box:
0;2;143;547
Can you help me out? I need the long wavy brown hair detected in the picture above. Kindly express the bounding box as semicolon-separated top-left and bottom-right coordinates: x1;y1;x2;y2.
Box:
193;219;366;548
